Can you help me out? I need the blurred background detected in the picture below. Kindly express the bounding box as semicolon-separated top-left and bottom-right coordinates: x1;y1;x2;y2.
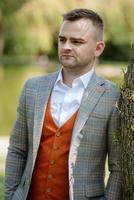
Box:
0;0;134;198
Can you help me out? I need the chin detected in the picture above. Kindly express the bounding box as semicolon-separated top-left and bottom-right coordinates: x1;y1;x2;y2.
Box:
61;61;70;66
62;63;75;69
60;57;76;66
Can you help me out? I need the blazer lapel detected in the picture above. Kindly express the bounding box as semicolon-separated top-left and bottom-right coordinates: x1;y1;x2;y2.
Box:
69;72;106;197
32;72;58;166
71;72;106;142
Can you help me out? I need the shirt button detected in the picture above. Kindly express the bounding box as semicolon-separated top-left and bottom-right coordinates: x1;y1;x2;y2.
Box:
46;188;52;192
50;160;56;165
48;174;53;179
56;131;61;137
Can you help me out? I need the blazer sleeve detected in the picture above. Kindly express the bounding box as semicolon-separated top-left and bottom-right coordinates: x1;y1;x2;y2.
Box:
4;81;28;200
105;93;122;199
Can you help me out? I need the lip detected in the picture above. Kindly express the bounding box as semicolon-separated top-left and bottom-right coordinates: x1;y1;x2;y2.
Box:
61;55;74;57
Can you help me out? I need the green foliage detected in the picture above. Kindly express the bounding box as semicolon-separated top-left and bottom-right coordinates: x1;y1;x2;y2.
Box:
3;17;27;55
102;42;131;62
0;0;26;16
100;0;134;44
0;0;134;59
0;0;66;56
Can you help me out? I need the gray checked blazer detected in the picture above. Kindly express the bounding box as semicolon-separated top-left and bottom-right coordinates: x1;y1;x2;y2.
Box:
4;71;122;200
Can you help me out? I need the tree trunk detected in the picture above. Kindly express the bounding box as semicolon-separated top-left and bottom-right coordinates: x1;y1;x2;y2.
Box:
119;45;134;200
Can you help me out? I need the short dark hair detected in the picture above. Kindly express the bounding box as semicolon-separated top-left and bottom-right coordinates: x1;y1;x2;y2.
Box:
62;8;103;31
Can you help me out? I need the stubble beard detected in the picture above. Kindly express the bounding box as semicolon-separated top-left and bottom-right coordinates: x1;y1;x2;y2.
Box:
59;56;77;69
59;55;94;75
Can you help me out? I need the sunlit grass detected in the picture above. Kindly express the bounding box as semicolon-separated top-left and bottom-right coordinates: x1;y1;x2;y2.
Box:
0;65;46;136
0;173;4;200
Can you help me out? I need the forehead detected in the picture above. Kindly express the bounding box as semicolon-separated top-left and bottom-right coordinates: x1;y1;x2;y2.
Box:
59;18;95;38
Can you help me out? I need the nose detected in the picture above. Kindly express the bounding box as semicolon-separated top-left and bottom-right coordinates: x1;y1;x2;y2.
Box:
62;41;72;51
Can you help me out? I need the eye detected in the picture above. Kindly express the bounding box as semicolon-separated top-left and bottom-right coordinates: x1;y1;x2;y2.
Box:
59;38;66;43
72;40;83;45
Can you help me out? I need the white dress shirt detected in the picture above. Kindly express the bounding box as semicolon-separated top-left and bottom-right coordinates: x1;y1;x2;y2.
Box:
50;68;94;127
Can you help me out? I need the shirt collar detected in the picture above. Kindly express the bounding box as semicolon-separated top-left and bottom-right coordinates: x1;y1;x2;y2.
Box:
55;67;95;89
55;69;63;85
77;67;94;88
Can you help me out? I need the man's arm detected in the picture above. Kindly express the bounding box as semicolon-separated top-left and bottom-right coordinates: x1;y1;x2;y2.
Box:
105;98;122;199
4;82;28;200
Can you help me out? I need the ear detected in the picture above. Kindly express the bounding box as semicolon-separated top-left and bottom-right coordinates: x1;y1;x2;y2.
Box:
95;41;105;57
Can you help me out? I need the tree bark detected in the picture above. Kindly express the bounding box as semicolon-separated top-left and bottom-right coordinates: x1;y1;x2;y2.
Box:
119;44;134;200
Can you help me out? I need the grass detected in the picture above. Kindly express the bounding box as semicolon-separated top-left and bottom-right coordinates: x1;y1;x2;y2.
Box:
0;174;4;200
0;65;47;136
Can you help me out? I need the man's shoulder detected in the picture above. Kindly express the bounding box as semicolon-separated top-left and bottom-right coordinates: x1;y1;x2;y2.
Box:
24;71;59;89
104;78;119;91
26;71;59;83
95;74;120;98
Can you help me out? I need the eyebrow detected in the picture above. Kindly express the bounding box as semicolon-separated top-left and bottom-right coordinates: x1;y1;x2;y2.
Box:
58;35;85;42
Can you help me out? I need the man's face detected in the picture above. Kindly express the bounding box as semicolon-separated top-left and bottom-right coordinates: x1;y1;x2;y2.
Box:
58;18;104;73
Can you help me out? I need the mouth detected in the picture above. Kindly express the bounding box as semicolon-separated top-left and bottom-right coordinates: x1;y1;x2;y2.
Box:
61;55;74;58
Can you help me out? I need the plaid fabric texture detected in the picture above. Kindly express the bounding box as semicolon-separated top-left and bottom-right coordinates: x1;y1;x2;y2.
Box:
4;71;122;200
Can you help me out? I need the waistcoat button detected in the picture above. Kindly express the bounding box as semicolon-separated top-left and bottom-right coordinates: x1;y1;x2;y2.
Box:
48;174;53;179
56;130;61;136
53;144;59;150
46;188;52;192
50;160;56;165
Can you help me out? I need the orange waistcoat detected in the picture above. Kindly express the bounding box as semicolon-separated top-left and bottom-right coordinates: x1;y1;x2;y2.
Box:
27;97;78;200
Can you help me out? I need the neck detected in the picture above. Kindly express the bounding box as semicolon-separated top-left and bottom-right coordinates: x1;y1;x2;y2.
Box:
62;67;93;87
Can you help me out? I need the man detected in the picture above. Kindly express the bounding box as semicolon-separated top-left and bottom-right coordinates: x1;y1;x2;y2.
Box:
5;8;122;200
